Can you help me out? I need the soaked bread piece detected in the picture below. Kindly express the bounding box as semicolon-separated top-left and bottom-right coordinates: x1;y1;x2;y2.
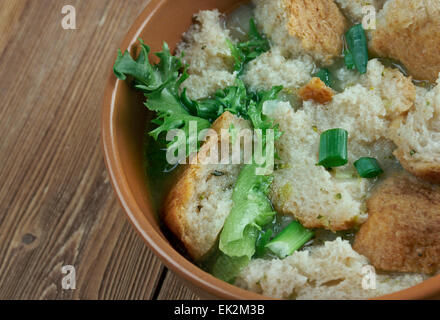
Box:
370;0;440;82
354;173;440;274
163;112;251;260
236;238;424;300
389;78;440;183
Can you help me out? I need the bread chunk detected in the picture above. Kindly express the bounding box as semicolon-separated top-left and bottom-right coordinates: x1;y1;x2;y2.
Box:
163;112;251;260
370;0;440;82
177;10;236;100
359;60;416;120
264;100;374;231
243;47;314;92
389;78;440;183
354;173;440;274
236;238;424;299
254;0;347;64
284;0;347;65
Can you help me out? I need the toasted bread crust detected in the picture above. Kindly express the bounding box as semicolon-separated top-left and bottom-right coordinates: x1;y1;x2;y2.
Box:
354;173;440;274
370;0;440;82
394;149;440;183
299;77;334;104
163;165;198;257
284;0;347;65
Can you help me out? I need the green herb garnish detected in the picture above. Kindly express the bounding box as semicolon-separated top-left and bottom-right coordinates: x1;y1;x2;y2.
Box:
227;18;270;75
318;129;348;168
265;221;314;259
315;68;333;88
343;50;355;70
345;24;368;74
354;157;383;178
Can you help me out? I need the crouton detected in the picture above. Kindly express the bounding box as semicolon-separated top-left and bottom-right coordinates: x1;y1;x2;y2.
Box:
299;77;334;104
163;112;251;260
389;78;440;183
177;10;236;100
284;0;348;64
236;238;424;299
254;0;347;65
370;0;440;82
354;173;440;274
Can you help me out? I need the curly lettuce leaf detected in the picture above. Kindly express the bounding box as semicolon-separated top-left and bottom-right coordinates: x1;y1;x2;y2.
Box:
113;40;210;155
227;18;270;75
213;78;249;116
247;86;283;141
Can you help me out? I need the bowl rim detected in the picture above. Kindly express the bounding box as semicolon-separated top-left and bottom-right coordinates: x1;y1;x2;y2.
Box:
101;0;440;300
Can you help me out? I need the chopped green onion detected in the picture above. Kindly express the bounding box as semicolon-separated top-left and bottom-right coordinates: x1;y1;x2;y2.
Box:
265;221;314;259
315;68;333;88
354;157;383;178
345;24;368;74
318;129;348;168
343;50;355;70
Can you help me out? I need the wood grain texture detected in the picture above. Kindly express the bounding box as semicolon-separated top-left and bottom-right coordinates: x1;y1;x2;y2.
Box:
157;271;200;300
0;0;198;300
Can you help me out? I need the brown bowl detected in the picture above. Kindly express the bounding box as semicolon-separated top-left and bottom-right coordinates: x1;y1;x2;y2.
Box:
102;0;440;300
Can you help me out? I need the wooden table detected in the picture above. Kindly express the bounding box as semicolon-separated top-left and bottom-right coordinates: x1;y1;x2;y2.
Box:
0;0;198;300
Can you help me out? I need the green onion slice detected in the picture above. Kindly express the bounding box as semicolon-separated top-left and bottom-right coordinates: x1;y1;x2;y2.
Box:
354;157;383;178
345;24;369;74
265;221;314;259
315;68;333;88
344;50;355;70
318;129;348;168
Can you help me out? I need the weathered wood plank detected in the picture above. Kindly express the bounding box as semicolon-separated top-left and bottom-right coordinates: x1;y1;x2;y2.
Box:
0;0;197;300
157;271;200;300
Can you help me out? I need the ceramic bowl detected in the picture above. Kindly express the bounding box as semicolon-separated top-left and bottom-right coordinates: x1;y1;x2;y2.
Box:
102;0;440;300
